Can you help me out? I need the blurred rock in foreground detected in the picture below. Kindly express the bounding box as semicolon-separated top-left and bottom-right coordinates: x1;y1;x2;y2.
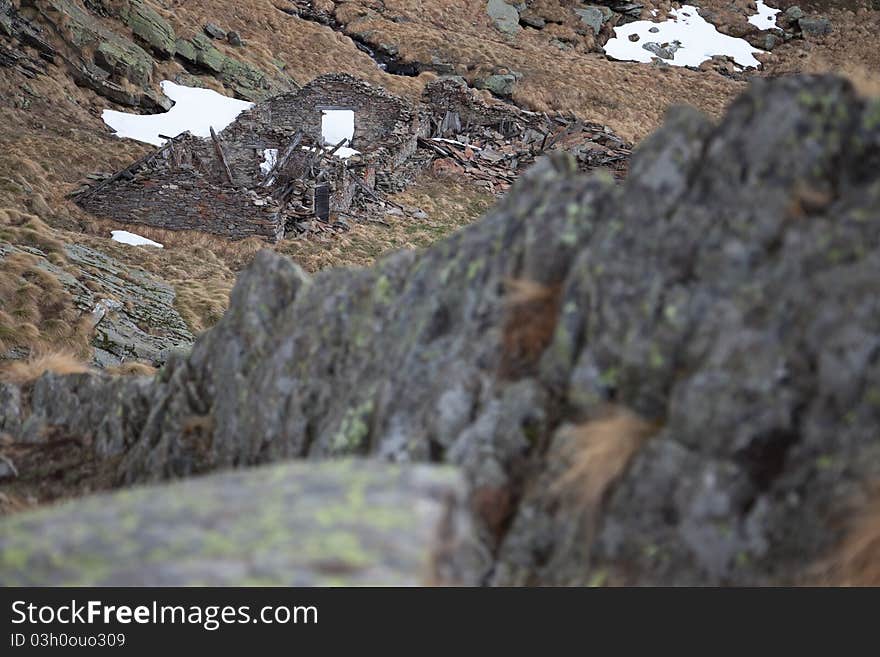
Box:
0;460;478;586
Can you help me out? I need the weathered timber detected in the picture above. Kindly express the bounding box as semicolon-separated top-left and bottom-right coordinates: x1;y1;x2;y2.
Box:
209;126;235;186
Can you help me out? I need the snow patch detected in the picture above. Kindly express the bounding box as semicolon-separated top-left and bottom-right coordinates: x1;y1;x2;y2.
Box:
260;148;278;175
332;146;361;160
301;143;361;160
604;4;764;69
102;81;253;147
111;230;164;248
749;0;780;29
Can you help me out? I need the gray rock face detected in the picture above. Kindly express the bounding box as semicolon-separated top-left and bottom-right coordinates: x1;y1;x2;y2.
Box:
1;0;292;105
118;0;177;59
19;371;153;455
64;245;194;367
784;6;805;22
6;76;880;585
574;7;610;35
203;22;226;40
0;460;479;585
519;12;545;29
0;241;193;368
26;243;189;366
0;382;20;435
487;0;521;35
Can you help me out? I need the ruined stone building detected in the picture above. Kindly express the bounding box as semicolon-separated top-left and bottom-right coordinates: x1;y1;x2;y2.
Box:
73;73;630;242
74;73;422;242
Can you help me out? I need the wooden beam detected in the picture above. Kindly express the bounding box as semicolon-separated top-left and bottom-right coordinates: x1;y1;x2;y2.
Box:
260;130;303;187
210;126;234;186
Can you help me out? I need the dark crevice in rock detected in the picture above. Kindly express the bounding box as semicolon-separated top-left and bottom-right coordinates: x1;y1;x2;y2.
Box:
736;427;801;493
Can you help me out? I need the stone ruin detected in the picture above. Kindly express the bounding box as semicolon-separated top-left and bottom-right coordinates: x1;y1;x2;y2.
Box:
72;73;631;242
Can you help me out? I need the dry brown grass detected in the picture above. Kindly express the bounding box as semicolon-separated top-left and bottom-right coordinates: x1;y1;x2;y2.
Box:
0;491;33;516
329;0;743;141
106;361;158;377
759;5;880;97
152;0;424;99
500;278;562;378
816;486;880;586
0;215;92;357
0;350;92;385
554;407;660;510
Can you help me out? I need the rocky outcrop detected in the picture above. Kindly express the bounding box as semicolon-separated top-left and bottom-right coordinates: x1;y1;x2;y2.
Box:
173;32;277;100
0;241;193;367
0;0;293;106
0;382;20;435
113;0;176;59
5;76;880;585
0;460;478;585
25;0;168;108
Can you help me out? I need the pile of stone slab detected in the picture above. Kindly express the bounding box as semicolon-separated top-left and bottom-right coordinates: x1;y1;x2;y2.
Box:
418;113;630;195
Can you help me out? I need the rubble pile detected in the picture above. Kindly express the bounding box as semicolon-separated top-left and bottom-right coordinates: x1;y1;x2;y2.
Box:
420;115;630;195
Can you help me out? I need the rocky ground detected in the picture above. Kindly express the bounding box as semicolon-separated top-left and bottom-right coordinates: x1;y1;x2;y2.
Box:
0;0;879;585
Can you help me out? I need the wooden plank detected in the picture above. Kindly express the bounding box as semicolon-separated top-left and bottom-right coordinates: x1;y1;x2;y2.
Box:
210;126;234;186
260;130;302;187
323;137;349;159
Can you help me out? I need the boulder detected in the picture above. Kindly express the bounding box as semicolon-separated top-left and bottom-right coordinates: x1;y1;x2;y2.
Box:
519;11;545;29
799;17;832;36
574;6;611;35
94;40;152;85
746;31;782;51
175;34;283;100
487;0;520;35
475;73;517;97
0;460;479;585
177;33;226;73
119;0;176;59
203;22;226;40
784;6;805;22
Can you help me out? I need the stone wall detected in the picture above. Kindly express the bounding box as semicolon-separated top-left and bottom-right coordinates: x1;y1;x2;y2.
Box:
224;73;418;152
75;74;424;241
77;169;285;242
422;78;542;134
